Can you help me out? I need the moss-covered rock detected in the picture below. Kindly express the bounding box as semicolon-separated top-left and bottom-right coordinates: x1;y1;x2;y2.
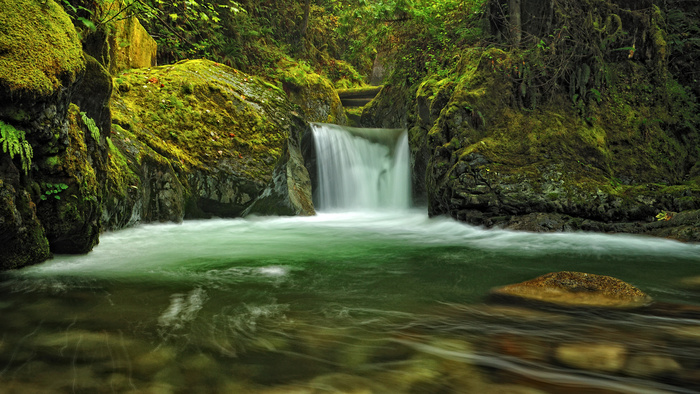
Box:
364;39;699;241
0;0;111;267
490;272;652;309
34;105;105;253
107;15;157;75
106;59;314;227
278;61;347;125
73;55;113;140
244;118;315;216
0;0;84;99
0;157;51;269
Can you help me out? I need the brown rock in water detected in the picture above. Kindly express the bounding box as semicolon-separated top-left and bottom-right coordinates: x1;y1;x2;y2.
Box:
555;342;627;373
490;272;652;308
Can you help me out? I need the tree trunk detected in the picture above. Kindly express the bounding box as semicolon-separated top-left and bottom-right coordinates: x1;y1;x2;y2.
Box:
509;0;521;47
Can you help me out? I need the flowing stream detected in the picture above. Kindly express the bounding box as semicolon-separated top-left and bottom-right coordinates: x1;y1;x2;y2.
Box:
1;124;700;393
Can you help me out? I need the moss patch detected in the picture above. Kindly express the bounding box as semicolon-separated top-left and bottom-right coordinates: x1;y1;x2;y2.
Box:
111;59;292;182
0;0;84;98
276;59;347;124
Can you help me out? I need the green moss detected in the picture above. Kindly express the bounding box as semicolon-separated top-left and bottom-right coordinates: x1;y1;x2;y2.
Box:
0;0;84;97
111;59;292;182
105;133;139;198
64;105;99;199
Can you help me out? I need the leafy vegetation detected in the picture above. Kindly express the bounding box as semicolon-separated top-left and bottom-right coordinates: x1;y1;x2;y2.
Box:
80;111;100;141
0;120;33;174
39;182;69;201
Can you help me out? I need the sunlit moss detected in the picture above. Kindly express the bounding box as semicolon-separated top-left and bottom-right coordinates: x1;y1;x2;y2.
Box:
110;59;293;182
0;0;84;97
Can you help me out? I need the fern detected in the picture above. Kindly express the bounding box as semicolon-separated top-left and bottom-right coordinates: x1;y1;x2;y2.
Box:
0;120;33;174
80;112;100;141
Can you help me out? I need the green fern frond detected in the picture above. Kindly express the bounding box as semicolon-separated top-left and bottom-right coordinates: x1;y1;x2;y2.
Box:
80;111;100;141
0;120;33;174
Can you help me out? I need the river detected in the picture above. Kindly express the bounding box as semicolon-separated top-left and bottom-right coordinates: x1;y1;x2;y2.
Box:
0;124;699;393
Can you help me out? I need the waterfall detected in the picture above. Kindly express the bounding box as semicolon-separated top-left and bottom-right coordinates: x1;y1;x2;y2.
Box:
311;123;411;211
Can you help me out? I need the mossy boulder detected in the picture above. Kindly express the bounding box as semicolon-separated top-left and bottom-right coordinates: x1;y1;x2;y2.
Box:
278;61;347;125
244;117;315;216
490;272;652;309
421;48;699;240
106;59;314;227
0;0;84;100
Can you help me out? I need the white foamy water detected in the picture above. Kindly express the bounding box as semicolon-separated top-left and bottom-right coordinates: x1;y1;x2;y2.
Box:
312;123;411;211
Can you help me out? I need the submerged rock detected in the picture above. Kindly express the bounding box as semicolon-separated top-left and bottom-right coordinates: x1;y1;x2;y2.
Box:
555;342;627;373
309;373;388;394
624;355;682;378
681;275;700;289
490;271;652;308
31;329;125;362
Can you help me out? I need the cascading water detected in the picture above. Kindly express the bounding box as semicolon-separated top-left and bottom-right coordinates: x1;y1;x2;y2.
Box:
311;123;411;211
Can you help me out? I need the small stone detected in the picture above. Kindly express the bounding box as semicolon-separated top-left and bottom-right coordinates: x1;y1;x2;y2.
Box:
490;271;652;308
555;342;627;373
681;276;700;289
625;355;682;377
665;325;700;343
31;329;120;361
133;346;178;378
482;384;549;394
309;373;386;394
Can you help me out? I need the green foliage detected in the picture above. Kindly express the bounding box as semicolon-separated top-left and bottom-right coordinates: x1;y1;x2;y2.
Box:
80;111;100;141
0;120;33;175
337;0;487;85
39;182;69;201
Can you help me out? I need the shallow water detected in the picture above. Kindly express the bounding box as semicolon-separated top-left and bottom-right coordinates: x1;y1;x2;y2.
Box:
1;211;700;393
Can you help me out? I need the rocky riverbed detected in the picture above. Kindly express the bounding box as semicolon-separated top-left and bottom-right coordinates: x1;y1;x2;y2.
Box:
1;271;699;393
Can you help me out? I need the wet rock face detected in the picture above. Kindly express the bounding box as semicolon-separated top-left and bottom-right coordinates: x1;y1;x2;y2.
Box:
0;157;51;269
106;59;315;228
245;121;316;217
279;67;346;125
35;105;106;254
490;271;652;308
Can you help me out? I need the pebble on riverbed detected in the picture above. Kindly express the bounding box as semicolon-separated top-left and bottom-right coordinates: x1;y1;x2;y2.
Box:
489;271;653;308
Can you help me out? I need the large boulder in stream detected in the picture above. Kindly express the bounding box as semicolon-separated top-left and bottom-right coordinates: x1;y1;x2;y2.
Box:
362;5;700;241
1;0;110;267
490;272;653;309
106;59;314;228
